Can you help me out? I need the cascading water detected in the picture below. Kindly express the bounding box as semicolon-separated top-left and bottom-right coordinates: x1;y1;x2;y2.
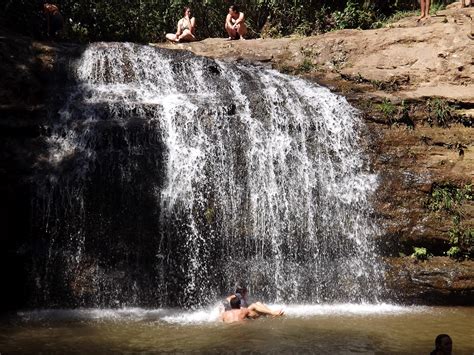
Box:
32;42;383;308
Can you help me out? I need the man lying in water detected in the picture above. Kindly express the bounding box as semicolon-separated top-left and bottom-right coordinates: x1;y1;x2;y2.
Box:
220;294;284;323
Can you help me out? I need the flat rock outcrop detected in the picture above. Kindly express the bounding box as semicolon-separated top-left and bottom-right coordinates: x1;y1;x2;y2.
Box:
169;5;473;103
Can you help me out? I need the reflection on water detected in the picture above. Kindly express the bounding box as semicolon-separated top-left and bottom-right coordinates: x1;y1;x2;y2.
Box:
1;305;473;354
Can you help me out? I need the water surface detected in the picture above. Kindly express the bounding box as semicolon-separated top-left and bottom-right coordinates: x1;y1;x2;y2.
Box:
1;304;473;353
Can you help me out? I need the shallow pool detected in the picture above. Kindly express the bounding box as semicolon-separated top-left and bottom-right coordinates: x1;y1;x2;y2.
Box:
1;304;473;353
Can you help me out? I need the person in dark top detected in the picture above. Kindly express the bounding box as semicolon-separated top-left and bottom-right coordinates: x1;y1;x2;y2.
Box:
43;3;63;39
430;334;452;355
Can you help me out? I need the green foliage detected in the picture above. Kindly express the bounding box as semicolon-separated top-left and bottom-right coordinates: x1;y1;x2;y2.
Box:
411;247;430;260
426;184;472;213
2;0;433;43
446;246;461;258
447;219;474;259
313;6;336;34
430;1;446;14
426;98;456;127
377;99;396;119
386;10;417;22
297;58;315;73
333;1;377;30
426;183;473;259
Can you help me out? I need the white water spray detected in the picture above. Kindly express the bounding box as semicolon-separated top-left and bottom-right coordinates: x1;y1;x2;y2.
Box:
34;42;383;308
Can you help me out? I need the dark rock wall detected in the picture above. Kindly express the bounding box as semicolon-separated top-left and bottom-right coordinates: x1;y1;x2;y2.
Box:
0;34;52;311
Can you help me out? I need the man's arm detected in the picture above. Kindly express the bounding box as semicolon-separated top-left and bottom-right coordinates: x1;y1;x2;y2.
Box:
225;294;236;303
175;20;182;37
234;12;245;26
225;14;233;27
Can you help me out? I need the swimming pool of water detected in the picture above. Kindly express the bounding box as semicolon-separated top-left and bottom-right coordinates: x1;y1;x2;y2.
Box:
1;304;473;353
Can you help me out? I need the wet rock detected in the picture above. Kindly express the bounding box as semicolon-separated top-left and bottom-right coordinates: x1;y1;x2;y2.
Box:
384;257;474;305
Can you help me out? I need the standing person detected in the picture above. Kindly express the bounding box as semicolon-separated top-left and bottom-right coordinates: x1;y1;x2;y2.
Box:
225;4;247;40
165;7;196;43
430;334;453;355
43;3;63;39
460;0;472;7
418;0;431;21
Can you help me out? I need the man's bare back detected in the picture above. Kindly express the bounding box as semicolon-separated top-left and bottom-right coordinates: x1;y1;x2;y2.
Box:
220;308;250;323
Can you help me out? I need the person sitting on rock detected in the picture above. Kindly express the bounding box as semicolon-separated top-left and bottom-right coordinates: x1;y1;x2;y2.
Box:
225;4;247;40
43;3;63;39
165;7;196;43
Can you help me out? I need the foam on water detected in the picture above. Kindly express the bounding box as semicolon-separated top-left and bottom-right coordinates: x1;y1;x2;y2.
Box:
17;304;427;325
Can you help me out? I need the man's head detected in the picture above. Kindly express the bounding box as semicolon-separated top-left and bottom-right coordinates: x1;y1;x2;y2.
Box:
229;5;240;14
435;334;452;355
235;285;247;296
230;296;241;309
43;3;56;12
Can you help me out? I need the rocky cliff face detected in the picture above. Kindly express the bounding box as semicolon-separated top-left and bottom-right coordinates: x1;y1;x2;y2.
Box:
171;5;474;305
0;4;472;308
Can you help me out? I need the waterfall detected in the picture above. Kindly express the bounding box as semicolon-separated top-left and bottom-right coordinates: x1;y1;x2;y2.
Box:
32;42;383;308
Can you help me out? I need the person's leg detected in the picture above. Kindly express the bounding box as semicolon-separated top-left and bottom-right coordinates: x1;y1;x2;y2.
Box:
165;33;177;41
425;0;431;18
419;0;426;19
177;29;196;42
225;23;237;39
236;23;247;40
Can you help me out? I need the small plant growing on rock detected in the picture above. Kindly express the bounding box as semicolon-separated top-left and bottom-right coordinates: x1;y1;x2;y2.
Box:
377;99;396;119
297;58;316;73
411;247;430;260
446;246;461;259
426;98;456;127
426;184;472;213
427;184;473;259
448;221;474;260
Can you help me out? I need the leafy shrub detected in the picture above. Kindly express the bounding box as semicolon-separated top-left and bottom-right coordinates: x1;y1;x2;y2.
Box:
446;246;461;258
411;247;430;260
426;184;472;213
427;184;474;260
426;98;456;127
333;1;377;30
377;99;396;119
